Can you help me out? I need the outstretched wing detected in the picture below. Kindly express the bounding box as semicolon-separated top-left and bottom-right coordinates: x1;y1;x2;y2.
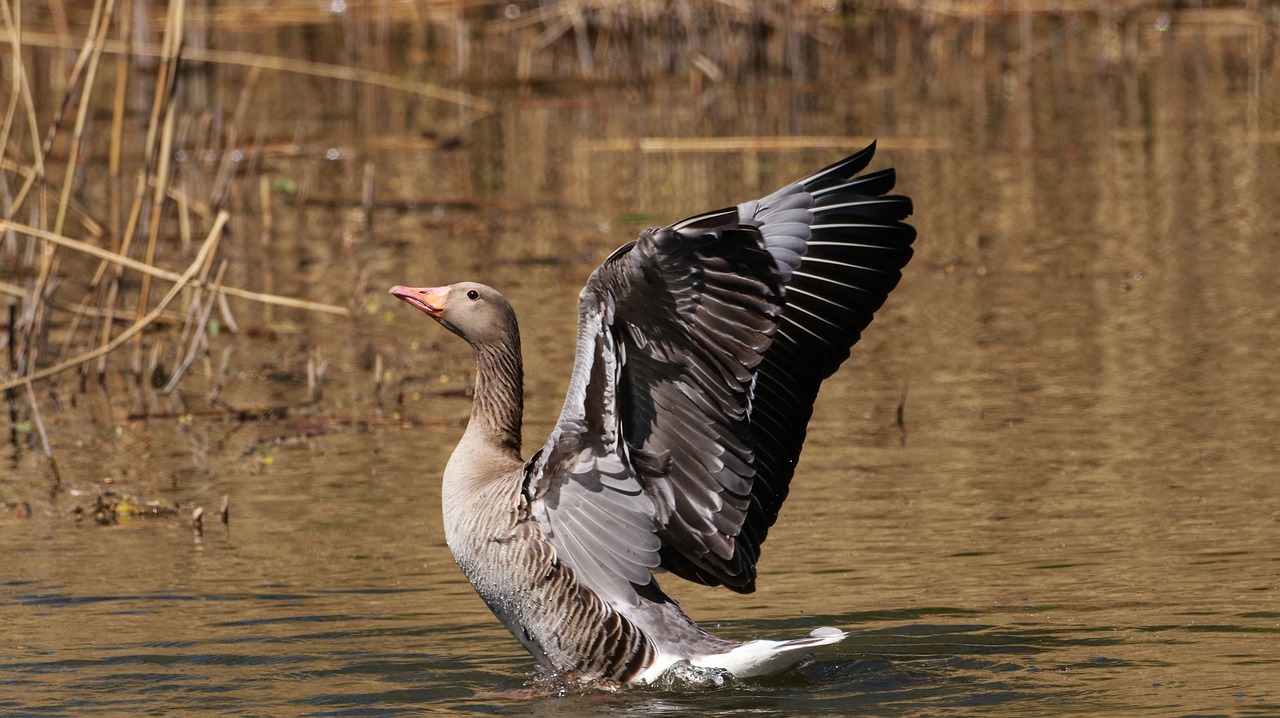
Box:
525;208;785;607
670;142;916;591
526;143;916;605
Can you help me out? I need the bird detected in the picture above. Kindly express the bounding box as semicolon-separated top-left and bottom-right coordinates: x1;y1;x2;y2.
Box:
390;142;915;684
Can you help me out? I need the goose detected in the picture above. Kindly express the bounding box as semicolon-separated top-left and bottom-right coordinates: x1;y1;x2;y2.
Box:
390;142;915;684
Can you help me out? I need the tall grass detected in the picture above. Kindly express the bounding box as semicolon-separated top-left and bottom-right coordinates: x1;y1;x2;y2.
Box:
0;0;1269;484
0;0;351;479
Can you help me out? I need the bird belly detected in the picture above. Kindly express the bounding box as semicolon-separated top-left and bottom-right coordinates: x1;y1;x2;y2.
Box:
445;516;656;683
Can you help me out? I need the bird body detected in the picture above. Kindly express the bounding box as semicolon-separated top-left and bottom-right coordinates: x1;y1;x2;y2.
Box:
391;143;915;683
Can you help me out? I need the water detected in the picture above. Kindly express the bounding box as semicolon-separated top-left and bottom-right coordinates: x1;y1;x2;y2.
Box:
2;8;1279;716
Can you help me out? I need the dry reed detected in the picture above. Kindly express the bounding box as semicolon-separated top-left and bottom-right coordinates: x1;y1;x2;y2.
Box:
4;0;1262;483
1;0;514;479
1;28;497;112
0;0;395;428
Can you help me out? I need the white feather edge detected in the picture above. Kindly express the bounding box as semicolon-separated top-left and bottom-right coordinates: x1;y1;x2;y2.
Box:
635;626;848;683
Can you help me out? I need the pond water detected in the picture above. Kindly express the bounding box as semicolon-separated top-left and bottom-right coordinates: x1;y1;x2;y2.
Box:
2;6;1278;716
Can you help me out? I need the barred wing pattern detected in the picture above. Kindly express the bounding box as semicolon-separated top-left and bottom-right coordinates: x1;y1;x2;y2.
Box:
526;143;915;606
710;144;916;591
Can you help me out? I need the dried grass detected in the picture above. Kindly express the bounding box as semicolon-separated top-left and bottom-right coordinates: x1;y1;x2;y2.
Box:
2;0;1267;477
0;0;366;459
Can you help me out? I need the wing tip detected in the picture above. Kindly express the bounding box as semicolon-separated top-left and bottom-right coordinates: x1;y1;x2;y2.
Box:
805;141;880;186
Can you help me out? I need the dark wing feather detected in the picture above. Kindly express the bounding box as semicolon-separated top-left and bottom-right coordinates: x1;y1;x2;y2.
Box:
526;209;784;608
528;143;914;603
657;142;917;592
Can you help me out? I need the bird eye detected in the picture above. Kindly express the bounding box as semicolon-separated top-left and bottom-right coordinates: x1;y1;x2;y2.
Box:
466;289;480;301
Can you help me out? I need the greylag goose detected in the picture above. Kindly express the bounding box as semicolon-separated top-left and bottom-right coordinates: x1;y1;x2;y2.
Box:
390;142;915;684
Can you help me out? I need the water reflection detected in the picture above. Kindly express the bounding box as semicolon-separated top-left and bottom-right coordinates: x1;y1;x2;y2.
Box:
3;6;1280;717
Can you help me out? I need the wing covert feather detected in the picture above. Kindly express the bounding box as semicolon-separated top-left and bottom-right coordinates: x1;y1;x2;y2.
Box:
526;209;784;608
526;142;914;603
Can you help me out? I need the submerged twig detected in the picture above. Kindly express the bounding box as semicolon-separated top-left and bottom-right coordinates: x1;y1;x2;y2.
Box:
23;380;61;492
306;349;326;404
208;343;234;405
4;303;15;444
896;380;909;448
164;259;227;393
373;351;384;411
216;290;239;334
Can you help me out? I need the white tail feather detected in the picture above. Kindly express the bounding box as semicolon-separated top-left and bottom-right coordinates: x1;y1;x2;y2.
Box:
690;626;848;679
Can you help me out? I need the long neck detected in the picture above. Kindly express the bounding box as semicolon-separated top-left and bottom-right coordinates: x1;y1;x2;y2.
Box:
441;333;526;551
443;336;524;506
463;337;524;461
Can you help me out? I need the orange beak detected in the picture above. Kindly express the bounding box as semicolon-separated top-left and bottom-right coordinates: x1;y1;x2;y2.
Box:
389;285;449;317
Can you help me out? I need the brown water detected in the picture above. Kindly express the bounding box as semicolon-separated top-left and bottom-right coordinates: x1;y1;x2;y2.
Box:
3;8;1279;716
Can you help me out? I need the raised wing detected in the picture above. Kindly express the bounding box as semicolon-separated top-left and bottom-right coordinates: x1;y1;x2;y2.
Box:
525;208;785;607
680;142;916;591
527;143;915;605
